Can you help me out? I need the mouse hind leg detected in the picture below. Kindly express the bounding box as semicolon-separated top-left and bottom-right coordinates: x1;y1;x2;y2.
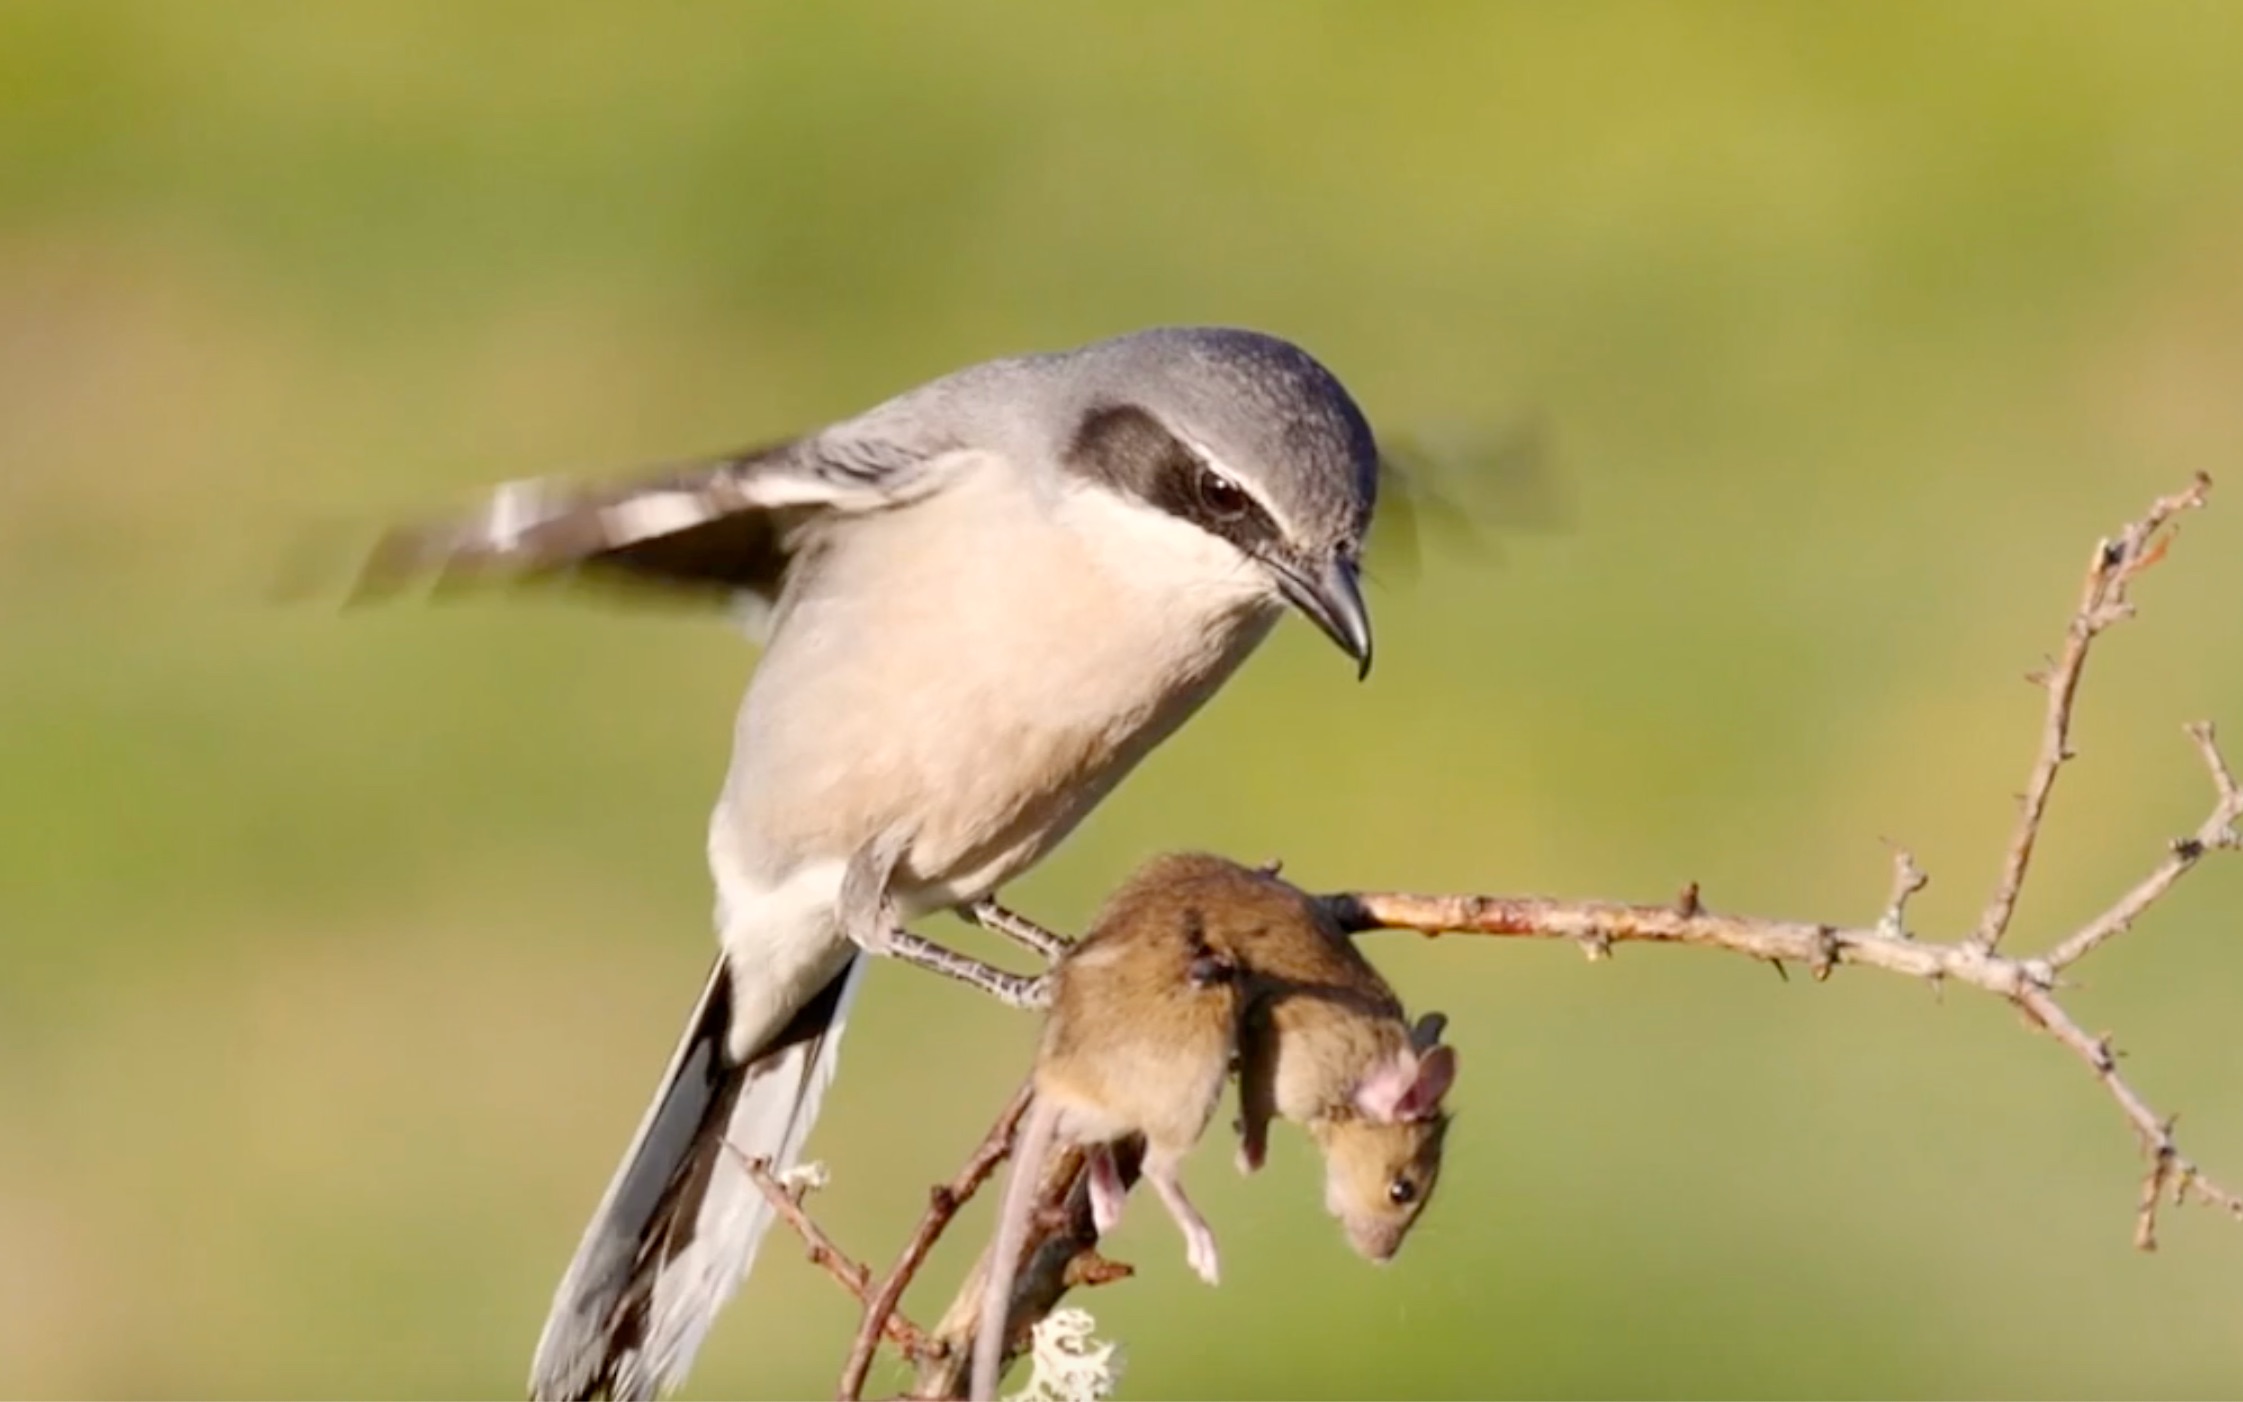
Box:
1140;1144;1220;1285
1086;1145;1131;1236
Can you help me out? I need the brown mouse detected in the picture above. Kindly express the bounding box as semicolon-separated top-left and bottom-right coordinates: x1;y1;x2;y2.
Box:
971;855;1250;1401
971;852;1459;1400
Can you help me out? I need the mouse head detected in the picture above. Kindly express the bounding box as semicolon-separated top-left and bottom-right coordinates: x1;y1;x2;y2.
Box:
1315;1013;1459;1263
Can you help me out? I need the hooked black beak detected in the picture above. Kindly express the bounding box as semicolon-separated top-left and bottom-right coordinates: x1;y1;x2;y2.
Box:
1272;553;1373;679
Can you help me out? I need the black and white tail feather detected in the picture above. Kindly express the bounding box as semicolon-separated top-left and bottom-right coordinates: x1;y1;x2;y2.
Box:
530;954;870;1402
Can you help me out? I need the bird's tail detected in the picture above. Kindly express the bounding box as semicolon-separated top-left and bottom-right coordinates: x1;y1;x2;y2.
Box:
528;952;869;1402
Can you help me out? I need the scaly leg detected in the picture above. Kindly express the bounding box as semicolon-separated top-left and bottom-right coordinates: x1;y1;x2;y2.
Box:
967;896;1074;963
884;931;1051;1009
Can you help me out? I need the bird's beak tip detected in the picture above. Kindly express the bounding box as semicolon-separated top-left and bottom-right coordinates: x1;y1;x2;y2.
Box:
1275;554;1374;680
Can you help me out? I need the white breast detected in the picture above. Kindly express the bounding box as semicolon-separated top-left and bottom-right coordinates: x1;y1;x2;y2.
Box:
719;454;1282;911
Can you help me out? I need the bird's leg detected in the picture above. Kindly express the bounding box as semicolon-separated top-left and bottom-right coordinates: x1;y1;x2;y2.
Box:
965;896;1074;964
882;930;1052;1009
840;837;1052;1006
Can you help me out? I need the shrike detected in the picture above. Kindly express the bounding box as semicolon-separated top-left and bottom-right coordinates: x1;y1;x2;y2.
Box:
358;326;1381;1400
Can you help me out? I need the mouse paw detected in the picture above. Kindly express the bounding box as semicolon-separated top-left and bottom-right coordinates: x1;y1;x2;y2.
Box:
1185;1230;1221;1286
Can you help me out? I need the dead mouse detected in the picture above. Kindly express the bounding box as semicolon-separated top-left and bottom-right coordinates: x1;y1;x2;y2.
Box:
970;855;1250;1400
1138;852;1457;1262
971;852;1459;1399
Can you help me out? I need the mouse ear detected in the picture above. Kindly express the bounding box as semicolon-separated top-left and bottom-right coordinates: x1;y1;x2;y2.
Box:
1352;1056;1417;1123
1394;1044;1458;1122
1408;1012;1448;1053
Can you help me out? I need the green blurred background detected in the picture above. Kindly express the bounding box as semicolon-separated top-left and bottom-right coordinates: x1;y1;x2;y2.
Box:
6;2;2243;1396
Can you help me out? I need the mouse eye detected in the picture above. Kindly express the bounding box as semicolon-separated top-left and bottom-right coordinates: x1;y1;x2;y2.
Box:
1193;465;1252;519
1387;1177;1418;1206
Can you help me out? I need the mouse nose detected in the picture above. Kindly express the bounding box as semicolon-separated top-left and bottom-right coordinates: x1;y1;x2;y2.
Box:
1344;1218;1403;1263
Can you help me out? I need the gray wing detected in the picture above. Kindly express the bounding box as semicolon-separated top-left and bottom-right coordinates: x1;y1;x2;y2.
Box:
348;429;954;627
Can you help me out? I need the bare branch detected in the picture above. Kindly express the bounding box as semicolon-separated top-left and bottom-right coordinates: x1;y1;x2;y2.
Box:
1324;852;2243;1248
1971;472;2212;954
728;1152;936;1360
838;1085;1036;1401
909;1139;1141;1402
2043;721;2243;971
2008;986;2243;1250
1326;890;2042;989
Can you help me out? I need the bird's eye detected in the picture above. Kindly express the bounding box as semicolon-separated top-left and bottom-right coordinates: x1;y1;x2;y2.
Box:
1194;466;1251;519
1387;1177;1418;1206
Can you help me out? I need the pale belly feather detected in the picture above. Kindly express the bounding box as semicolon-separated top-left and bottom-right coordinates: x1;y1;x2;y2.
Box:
705;464;1280;1046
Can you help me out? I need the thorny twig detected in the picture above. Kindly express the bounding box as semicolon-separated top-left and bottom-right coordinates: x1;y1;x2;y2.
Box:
1971;473;2213;954
836;1085;1037;1401
730;1152;935;1360
763;476;2243;1397
906;1141;1140;1401
2042;720;2243;971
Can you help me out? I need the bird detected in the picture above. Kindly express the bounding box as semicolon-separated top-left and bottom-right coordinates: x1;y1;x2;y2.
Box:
352;325;1382;1400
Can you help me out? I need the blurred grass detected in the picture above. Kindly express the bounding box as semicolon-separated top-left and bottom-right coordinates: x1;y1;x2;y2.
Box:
6;1;2243;1396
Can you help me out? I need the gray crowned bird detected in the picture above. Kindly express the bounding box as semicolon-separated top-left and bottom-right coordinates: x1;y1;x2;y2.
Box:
356;326;1382;1399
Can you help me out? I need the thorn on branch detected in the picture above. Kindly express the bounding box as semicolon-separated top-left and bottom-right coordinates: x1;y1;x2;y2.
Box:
2137;1125;2179;1252
1809;925;1839;982
1062;1252;1135;1289
2091;1033;2119;1076
1674;881;1702;919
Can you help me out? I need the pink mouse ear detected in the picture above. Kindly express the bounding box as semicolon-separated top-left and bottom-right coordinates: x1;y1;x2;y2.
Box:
1352;1055;1418;1123
1394;1044;1457;1122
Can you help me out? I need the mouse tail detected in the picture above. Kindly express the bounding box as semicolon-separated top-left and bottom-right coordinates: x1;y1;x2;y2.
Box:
972;1092;1062;1402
